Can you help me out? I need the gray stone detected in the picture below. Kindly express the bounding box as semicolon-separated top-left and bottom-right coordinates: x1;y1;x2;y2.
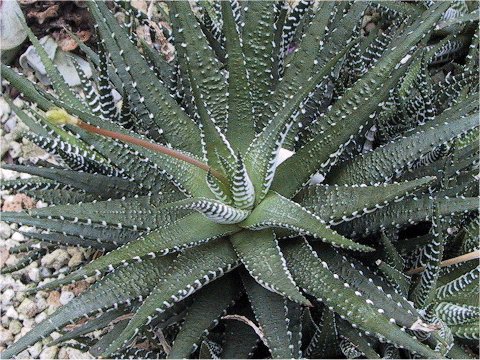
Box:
41;249;70;270
57;348;68;359
4;239;20;250
1;315;9;328
20;36;92;86
19;319;34;337
10;232;25;242
39;267;52;278
59;291;74;305
1;288;14;306
17;298;39;317
0;169;19;181
35;200;48;209
50;331;61;340
4;117;16;132
8;141;22;159
28;267;40;282
68;252;83;268
40;345;58;359
35;311;47;324
0;97;11;122
16;350;30;359
0;0;27;51
62;347;94;359
0;326;13;346
28;341;42;358
35;296;48;313
4;254;18;266
14;288;26;303
0;222;12;240
0;275;17;292
8;320;22;335
5;306;18;319
17;225;35;233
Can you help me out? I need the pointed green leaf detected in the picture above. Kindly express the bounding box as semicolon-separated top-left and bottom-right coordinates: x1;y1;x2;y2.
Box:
168;273;239;358
447;342;477;359
340;195;479;237
283;239;442;359
39;213;239;290
246;41;354;202
315;246;420;329
242;1;276;130
170;1;227;129
273;2;451;197
285;300;303;358
436;267;479;301
1;249;46;274
411;207;445;308
2;164;134;199
88;1;202;154
242;273;293;358
241;192;373;252
7;98;104;160
1;212;137;244
449;323;480;340
49;309;126;346
221;317;258;359
199;340;223;359
97;44;117;121
221;1;255;154
434;302;479;326
102;239;239;356
379;231;405;271
376;260;410;297
230;154;255;210
1;64;55;110
22;231;116;251
73;127;209;197
337;318;380;359
370;1;424;18
305;309;339;358
19;188;96;206
231;229;309;306
276;2;367;144
330;112;479;185
0;256;174;359
25;133;119;177
301;177;435;224
89;319;130;357
1;177;65;192
278;0;339;146
25;195;182;230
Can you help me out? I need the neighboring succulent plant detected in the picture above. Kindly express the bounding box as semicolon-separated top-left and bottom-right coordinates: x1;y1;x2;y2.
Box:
1;0;479;358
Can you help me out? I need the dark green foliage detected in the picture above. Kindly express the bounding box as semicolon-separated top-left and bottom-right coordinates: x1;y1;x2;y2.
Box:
1;1;478;358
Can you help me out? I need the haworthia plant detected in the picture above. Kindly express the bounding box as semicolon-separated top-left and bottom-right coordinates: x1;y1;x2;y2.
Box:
1;0;478;358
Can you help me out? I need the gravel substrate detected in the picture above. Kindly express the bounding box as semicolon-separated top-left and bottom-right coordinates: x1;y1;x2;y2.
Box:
0;95;95;359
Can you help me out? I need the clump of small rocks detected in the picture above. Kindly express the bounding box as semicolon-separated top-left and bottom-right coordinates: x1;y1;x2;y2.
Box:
1;95;95;359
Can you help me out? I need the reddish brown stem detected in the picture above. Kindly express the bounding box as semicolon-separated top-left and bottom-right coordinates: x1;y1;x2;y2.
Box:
77;121;226;182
